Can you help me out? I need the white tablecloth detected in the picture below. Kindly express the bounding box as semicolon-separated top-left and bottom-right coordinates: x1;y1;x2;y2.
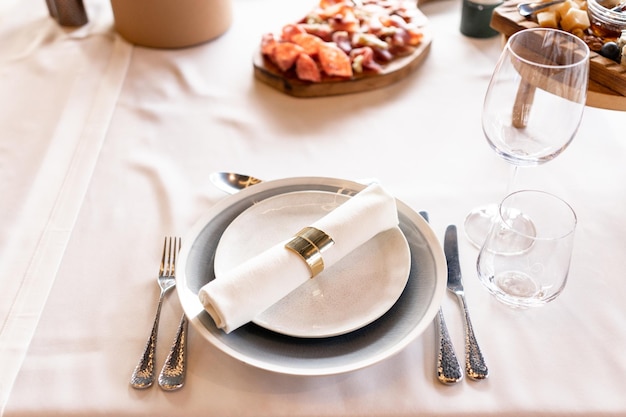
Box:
1;0;625;415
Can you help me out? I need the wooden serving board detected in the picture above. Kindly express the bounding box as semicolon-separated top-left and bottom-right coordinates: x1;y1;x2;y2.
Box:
253;27;432;98
491;0;626;111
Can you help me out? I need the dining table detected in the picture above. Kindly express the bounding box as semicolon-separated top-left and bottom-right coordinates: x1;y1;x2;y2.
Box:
1;0;626;415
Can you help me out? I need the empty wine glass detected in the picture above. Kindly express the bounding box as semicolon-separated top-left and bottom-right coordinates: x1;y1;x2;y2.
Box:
464;28;590;247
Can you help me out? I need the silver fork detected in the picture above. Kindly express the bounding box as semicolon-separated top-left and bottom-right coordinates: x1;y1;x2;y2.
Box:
130;236;181;389
158;314;188;391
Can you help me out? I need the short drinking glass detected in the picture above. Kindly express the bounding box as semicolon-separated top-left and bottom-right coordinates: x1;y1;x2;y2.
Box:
477;190;577;308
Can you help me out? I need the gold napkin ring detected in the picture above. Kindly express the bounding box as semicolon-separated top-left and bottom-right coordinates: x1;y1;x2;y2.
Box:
284;227;334;278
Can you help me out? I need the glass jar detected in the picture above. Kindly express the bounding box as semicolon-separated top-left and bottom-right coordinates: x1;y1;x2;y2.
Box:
587;0;626;40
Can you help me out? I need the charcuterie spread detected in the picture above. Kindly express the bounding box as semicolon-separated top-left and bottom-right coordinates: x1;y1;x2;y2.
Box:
253;0;432;97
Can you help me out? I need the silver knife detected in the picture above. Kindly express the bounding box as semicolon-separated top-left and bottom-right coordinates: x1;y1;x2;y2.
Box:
419;212;463;384
444;225;489;380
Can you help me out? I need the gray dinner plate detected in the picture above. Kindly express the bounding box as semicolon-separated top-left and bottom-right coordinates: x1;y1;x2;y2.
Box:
177;177;447;376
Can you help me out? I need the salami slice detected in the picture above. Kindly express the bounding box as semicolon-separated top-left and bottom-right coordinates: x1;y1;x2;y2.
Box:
318;43;353;78
291;33;325;57
271;42;305;72
296;54;322;82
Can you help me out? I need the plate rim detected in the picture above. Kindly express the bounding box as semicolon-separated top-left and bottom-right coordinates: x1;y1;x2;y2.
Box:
177;176;447;376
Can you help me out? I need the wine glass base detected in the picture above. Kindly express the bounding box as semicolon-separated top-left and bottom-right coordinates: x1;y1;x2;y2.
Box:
465;203;537;252
464;204;498;248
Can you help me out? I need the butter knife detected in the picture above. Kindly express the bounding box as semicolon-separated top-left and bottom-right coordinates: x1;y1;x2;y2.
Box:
419;212;463;384
444;225;488;380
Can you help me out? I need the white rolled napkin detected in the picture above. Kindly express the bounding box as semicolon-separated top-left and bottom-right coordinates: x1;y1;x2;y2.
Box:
198;183;399;333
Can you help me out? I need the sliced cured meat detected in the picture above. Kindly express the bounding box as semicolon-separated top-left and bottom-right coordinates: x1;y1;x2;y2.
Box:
318;43;353;77
291;33;325;56
261;33;278;56
296;53;322;82
281;24;307;42
271;42;305;72
331;31;352;53
350;47;382;73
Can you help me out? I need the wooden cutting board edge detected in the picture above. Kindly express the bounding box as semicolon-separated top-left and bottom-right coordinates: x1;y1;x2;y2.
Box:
490;0;626;111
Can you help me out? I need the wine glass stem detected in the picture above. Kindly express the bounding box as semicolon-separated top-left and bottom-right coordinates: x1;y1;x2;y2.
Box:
506;165;520;196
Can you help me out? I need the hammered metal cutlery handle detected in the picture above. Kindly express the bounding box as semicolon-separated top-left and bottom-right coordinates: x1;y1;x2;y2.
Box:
457;294;488;380
436;308;463;384
158;314;188;391
130;295;165;389
419;211;463;384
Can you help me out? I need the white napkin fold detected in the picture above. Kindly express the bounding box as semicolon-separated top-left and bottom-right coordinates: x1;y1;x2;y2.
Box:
198;183;399;333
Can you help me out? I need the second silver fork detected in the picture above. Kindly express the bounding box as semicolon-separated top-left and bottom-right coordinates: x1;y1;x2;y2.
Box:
158;313;188;391
130;236;181;389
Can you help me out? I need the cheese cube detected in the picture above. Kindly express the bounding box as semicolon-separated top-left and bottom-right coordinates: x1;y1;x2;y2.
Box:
560;8;590;32
555;0;578;18
537;11;559;28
